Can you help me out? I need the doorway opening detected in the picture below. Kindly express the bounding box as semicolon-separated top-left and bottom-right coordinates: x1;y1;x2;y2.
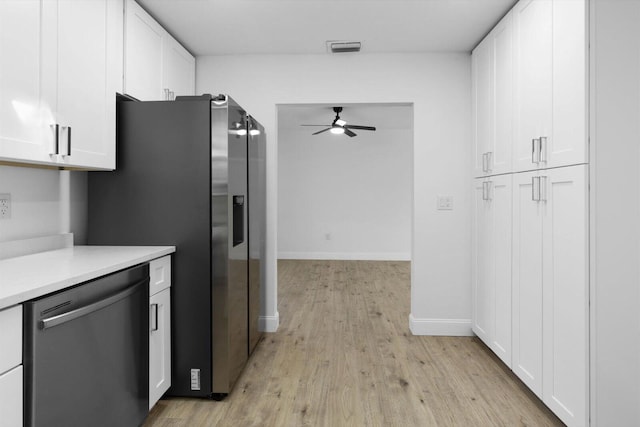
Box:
275;102;414;323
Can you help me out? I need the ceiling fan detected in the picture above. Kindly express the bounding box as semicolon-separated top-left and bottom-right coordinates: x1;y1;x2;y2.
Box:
301;107;376;137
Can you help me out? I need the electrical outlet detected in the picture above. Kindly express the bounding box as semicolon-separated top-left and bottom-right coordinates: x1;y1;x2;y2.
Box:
0;193;10;219
437;196;453;211
325;233;331;241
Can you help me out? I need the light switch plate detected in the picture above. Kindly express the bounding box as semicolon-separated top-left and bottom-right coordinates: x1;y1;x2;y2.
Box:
437;196;453;210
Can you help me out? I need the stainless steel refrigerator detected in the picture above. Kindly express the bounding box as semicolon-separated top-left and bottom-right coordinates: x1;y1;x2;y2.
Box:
87;94;265;398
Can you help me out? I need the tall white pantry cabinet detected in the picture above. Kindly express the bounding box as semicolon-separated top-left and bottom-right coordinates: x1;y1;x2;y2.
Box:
471;0;588;426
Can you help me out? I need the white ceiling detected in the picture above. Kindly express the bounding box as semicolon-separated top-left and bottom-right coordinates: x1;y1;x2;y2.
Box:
278;103;413;132
137;0;516;55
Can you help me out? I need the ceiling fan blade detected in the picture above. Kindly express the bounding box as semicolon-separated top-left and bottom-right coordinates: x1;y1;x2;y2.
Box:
344;128;357;137
312;127;332;135
301;124;332;127
344;125;376;131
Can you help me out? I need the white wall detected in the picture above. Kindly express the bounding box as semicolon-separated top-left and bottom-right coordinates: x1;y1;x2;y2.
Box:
590;1;640;424
197;52;472;335
278;125;412;261
0;165;87;244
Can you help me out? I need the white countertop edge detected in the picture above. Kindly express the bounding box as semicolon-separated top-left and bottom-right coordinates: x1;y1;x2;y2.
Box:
0;246;175;310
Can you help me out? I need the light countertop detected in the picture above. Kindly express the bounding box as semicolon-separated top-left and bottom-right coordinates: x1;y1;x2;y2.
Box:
0;245;175;310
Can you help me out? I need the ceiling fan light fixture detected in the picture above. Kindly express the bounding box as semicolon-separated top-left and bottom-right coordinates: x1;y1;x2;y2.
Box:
327;41;361;54
330;127;345;134
335;119;346;126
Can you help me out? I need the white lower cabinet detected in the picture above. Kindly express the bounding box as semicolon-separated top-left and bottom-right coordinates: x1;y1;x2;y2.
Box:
149;255;172;410
512;165;588;426
0;305;23;427
0;365;23;427
472;174;512;367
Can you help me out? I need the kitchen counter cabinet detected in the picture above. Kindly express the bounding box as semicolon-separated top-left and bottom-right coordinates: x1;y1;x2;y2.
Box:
149;255;172;409
0;305;23;427
0;246;174;311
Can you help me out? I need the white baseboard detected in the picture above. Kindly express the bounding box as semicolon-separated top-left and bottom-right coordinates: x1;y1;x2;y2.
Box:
409;314;473;336
259;312;280;333
278;251;411;261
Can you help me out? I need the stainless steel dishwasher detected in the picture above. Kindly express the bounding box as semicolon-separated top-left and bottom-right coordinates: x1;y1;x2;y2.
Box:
23;263;150;427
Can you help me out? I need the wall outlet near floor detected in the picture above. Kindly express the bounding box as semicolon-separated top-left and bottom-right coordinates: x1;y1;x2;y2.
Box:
437;196;453;210
325;233;331;241
0;193;11;219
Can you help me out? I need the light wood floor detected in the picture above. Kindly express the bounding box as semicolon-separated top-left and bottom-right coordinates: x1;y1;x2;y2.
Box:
145;260;563;426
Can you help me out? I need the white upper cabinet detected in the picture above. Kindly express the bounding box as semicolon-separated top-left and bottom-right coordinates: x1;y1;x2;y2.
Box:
472;38;493;177
550;0;587;168
54;0;122;170
124;0;164;101
491;15;514;176
163;36;196;100
0;0;58;166
472;12;514;177
0;0;122;170
513;0;553;172
514;0;586;172
124;0;195;101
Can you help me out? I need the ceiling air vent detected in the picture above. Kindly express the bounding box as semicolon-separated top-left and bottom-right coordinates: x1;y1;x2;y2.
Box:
327;41;361;54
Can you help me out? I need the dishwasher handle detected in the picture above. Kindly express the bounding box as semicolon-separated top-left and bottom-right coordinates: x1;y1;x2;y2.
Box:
40;278;149;330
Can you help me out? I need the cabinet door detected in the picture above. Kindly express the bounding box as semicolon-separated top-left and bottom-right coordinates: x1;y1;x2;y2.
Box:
542;165;588;426
124;0;164;101
549;0;587;168
472;178;494;343
491;14;514;176
0;366;23;427
0;0;56;165
512;170;543;397
163;36;195;100
55;0;121;170
513;0;552;172
472;39;493;177
150;288;171;409
489;174;512;366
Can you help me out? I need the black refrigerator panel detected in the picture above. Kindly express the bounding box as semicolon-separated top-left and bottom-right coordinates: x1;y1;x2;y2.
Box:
88;98;214;396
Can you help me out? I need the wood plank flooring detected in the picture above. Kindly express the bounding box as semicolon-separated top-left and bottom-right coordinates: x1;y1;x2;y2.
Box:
144;260;563;426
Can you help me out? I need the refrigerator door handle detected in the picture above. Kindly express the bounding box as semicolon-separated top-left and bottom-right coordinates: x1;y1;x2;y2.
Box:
233;195;245;246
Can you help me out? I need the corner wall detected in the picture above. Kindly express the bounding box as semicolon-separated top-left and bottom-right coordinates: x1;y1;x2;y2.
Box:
590;1;640;424
196;52;472;334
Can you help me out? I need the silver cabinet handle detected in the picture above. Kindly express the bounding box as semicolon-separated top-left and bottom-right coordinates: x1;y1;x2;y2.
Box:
150;303;159;331
486;181;493;201
531;176;540;201
486;151;493;172
164;88;170;100
169;90;175;100
539;137;547;163
51;124;60;155
532;138;540;164
482;181;487;200
40;278;148;330
539;176;547;201
66;126;72;156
